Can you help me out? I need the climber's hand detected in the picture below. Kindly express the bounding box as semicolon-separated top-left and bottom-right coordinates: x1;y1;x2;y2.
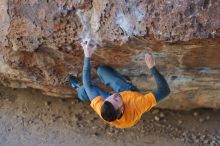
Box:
145;52;155;69
81;40;97;58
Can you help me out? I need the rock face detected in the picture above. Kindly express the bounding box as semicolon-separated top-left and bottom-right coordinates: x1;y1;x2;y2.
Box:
0;0;219;110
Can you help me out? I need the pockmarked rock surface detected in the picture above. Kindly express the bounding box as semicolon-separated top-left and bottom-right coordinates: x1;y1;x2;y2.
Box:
0;0;219;109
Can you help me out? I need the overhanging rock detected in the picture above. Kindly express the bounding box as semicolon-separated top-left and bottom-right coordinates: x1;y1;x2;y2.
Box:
0;0;219;110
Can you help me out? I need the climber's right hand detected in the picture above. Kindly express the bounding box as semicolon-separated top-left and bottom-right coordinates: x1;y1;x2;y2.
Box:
145;52;155;69
81;40;97;58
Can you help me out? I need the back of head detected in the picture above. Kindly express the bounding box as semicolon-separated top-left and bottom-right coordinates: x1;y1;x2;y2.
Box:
101;101;118;122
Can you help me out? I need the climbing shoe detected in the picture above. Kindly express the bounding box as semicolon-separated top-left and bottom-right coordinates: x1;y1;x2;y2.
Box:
65;74;80;89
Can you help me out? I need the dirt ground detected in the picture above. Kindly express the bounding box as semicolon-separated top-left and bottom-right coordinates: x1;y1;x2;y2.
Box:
0;85;219;146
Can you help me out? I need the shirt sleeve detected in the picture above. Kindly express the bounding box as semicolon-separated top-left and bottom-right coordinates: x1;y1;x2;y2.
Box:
83;57;100;100
90;96;104;117
134;92;157;115
150;66;170;102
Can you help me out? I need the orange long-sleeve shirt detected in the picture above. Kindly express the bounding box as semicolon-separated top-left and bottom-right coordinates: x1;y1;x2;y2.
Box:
90;90;157;128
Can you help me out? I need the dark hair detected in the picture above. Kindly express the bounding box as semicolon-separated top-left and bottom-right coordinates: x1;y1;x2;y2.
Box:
101;101;118;122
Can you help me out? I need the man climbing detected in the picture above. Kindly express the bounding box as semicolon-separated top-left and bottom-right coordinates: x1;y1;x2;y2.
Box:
66;40;170;128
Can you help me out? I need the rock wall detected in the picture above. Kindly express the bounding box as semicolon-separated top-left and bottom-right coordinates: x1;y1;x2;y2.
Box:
0;0;219;109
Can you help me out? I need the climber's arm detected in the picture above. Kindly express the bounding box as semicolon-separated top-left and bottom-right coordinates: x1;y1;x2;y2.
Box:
145;53;170;103
150;66;170;102
82;41;100;100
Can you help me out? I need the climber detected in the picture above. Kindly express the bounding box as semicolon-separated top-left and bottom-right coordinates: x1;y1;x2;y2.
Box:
66;40;170;128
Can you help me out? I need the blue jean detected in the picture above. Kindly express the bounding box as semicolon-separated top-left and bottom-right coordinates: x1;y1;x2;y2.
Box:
77;65;139;101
